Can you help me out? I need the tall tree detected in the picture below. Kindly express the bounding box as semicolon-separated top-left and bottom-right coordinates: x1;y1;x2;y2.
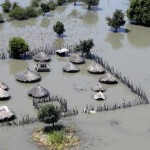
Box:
53;21;65;37
75;39;94;56
40;2;50;16
83;0;100;10
127;0;150;26
2;0;12;13
106;9;126;32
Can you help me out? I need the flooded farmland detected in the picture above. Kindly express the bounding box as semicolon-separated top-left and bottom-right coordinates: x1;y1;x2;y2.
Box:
1;0;150;150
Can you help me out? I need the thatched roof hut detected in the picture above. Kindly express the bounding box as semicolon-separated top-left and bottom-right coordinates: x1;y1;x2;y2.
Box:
0;88;10;100
28;85;49;98
0;81;8;90
88;63;105;74
99;73;118;84
69;54;85;64
33;52;51;62
63;62;79;73
16;68;41;83
91;83;106;92
93;91;105;100
0;106;15;122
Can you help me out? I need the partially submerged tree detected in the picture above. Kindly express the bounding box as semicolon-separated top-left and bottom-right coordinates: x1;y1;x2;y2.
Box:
83;0;100;10
9;37;29;59
127;0;150;26
0;13;4;23
38;104;60;127
40;2;50;16
2;0;12;13
53;21;65;37
75;39;94;56
106;9;126;32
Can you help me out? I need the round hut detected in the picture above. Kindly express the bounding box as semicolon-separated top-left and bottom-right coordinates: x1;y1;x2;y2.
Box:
0;88;10;100
63;62;79;73
0;106;15;122
88;63;105;74
93;91;105;100
69;54;85;64
0;81;9;90
91;83;106;92
99;73;118;84
28;85;49;98
33;52;51;62
16;68;41;83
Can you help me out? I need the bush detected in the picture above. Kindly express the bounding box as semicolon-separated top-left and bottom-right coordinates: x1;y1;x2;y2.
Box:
30;0;39;7
127;0;150;26
26;6;38;18
9;37;29;59
2;0;12;13
38;104;60;127
12;2;19;9
57;0;66;6
48;1;56;10
40;2;50;15
0;13;4;23
9;6;28;20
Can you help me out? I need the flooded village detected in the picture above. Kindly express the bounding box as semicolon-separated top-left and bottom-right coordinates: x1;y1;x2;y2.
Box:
0;0;150;150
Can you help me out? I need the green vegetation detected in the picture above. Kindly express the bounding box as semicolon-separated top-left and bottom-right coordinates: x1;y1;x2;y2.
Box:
0;13;4;23
53;21;65;37
38;104;60;127
106;9;126;32
75;39;94;56
9;37;29;59
83;0;100;10
48;1;56;10
2;0;11;13
127;0;150;26
57;0;66;6
30;0;40;7
26;6;38;18
40;2;50;16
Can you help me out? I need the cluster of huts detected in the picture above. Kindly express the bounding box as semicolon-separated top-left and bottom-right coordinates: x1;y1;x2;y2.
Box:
0;48;118;122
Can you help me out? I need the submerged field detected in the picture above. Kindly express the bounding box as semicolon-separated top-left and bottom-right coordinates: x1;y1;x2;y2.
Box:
1;0;150;150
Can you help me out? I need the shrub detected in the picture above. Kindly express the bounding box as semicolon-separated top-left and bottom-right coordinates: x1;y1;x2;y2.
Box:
30;0;39;7
57;0;66;6
26;6;38;18
40;2;50;15
38;104;60;127
11;2;19;9
2;0;12;13
48;1;56;10
0;13;4;23
9;37;29;59
9;6;28;20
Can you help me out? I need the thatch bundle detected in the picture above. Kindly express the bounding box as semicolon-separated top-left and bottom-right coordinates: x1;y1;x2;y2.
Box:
69;54;85;64
99;73;118;84
0;106;15;122
63;62;79;73
93;91;105;100
33;52;51;62
0;88;10;100
0;81;8;90
16;69;41;83
28;85;49;98
88;63;105;74
91;83;106;92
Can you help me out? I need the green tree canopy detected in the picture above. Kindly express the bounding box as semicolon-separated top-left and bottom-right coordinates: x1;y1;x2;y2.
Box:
127;0;150;26
0;13;4;23
75;39;94;56
38;104;60;127
2;0;12;13
9;37;29;59
53;21;65;37
40;2;50;16
106;9;126;32
83;0;100;10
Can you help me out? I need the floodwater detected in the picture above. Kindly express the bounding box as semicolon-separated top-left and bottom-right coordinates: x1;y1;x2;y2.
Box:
0;0;150;150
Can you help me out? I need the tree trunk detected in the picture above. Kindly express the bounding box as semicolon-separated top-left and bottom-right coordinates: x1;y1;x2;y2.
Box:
88;4;91;10
115;28;118;32
52;122;54;127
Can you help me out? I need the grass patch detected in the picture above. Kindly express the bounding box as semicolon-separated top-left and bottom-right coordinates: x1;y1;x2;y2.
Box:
31;125;79;150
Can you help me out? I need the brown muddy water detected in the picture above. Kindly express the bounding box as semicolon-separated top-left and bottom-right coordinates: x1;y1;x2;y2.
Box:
1;0;150;150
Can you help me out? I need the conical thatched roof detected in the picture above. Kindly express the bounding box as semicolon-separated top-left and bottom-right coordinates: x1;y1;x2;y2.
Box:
28;85;49;98
88;63;105;74
63;62;79;73
16;68;41;83
33;52;51;62
0;106;15;122
0;88;10;100
69;54;85;64
99;73;118;84
91;83;106;92
0;81;8;90
93;91;105;100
